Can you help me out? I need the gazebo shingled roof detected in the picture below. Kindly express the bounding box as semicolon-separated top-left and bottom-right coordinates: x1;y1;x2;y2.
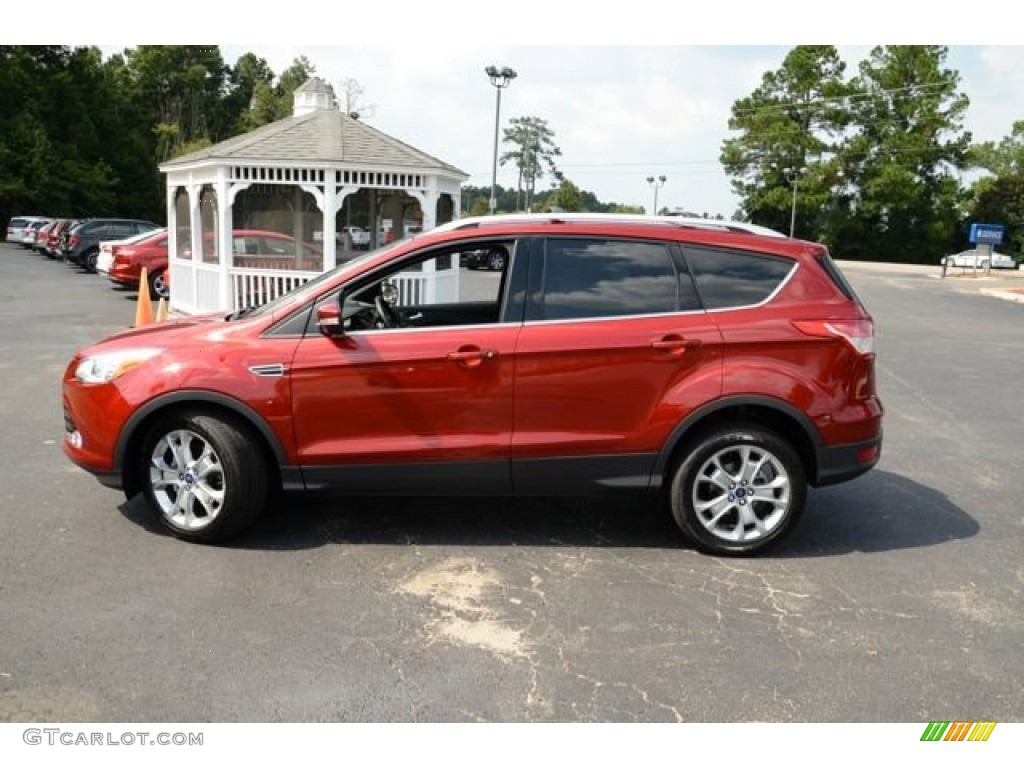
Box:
162;108;466;176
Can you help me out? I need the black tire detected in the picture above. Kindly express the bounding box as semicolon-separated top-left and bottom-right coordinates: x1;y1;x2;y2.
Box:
83;248;99;273
139;410;268;544
488;252;505;271
668;424;806;556
149;269;169;300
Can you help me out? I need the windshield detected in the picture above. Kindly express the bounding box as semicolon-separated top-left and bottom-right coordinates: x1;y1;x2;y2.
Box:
229;241;404;320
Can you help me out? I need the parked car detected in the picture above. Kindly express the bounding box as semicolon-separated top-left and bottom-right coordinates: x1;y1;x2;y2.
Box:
941;249;1016;270
99;229;168;294
6;216;48;244
44;219;79;259
61;219;160;271
227;230;322;269
33;221;58;254
107;229;323;297
340;226;370;249
61;213;882;554
461;245;507;271
20;218;53;248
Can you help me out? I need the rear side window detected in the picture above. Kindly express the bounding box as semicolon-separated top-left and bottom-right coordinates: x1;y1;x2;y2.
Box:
535;237;692;321
683;246;794;310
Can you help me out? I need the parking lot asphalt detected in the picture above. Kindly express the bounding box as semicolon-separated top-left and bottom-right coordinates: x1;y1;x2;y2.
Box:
0;243;1021;722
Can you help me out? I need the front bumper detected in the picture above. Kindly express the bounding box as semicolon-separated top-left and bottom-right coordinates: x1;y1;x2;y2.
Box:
62;373;134;490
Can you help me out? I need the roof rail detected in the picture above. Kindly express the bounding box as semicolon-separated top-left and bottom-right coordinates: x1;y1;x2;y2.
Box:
430;212;786;238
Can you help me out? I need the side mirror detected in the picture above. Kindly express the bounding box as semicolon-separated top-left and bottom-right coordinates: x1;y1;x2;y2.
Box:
316;303;344;336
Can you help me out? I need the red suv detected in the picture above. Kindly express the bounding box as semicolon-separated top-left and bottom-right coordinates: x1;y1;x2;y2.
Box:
62;215;882;554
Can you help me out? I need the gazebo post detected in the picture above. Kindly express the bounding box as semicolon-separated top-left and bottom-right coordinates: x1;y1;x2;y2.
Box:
189;183;202;311
292;186;304;270
166;181;177;313
216;168;232;312
323;171;337;271
368;192;378;249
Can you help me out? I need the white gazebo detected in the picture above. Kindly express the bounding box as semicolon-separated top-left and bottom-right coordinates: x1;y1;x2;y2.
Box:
160;77;468;315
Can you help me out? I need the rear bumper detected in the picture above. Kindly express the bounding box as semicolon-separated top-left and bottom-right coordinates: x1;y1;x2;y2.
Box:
813;434;882;486
108;264;141;285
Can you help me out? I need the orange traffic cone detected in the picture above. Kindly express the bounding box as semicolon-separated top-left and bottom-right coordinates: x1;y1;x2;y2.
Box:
155;297;168;323
135;267;154;327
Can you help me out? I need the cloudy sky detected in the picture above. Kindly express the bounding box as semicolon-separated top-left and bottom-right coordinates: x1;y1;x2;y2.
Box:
68;2;1024;217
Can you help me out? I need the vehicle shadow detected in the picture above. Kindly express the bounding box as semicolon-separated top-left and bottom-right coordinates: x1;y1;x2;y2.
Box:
118;469;978;557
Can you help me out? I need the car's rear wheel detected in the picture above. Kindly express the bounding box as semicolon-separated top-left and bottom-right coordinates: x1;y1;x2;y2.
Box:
83;248;99;272
149;269;169;300
140;411;267;543
488;251;505;271
669;425;806;556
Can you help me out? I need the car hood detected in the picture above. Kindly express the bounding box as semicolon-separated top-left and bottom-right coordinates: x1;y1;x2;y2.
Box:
75;311;249;358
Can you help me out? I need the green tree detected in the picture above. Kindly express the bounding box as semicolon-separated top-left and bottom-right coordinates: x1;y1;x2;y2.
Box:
550;178;584;211
967;121;1024;256
125;45;232;159
721;46;852;235
241;55;317;130
500;116;561;211
224;52;275;132
839;46;971;262
972;120;1024;177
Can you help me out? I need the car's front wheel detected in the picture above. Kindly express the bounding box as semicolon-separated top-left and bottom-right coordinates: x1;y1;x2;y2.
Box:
669;425;806;556
140;411;268;543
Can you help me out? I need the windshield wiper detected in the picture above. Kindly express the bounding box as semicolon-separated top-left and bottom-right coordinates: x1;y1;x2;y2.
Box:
227;305;259;321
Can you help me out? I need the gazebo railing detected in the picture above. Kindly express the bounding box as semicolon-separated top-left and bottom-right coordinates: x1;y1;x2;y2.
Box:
230;266;318;311
172;262;444;315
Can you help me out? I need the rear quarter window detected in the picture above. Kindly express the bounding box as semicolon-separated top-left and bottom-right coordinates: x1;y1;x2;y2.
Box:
683;246;795;310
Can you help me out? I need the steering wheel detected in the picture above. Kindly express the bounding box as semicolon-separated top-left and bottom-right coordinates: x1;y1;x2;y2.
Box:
374;294;399;328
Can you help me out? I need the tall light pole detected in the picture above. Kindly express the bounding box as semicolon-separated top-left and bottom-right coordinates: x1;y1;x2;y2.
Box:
783;166;805;238
647;175;666;216
485;65;517;215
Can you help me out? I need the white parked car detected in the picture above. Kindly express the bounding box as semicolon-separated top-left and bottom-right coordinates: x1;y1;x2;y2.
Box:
941;249;1016;270
6;216;48;245
340;226;370;248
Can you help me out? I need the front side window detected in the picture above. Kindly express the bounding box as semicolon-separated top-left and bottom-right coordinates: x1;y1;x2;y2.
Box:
336;240;515;333
683;246;794;310
535;238;686;321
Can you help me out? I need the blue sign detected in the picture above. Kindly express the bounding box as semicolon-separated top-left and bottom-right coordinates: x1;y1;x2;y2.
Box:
969;223;1004;245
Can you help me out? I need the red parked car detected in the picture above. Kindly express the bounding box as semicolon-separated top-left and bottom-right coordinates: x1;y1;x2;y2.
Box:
106;229;323;300
62;214;883;554
44;219;79;259
106;230;170;298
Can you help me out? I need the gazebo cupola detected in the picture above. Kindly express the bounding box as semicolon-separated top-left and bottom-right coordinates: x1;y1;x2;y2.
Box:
293;77;336;116
159;78;468;316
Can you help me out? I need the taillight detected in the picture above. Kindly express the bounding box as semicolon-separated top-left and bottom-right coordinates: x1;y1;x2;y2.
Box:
792;319;875;355
70;235;79;247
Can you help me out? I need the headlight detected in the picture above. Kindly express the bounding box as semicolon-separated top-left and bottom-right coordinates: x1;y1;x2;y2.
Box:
74;348;163;384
